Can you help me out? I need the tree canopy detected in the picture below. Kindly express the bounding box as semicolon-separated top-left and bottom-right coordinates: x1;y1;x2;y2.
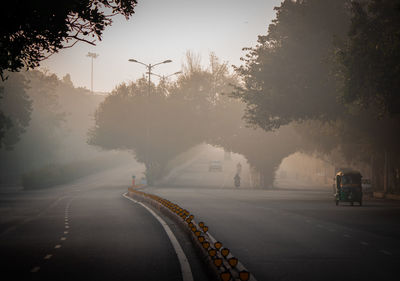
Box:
0;73;32;149
0;0;137;80
232;0;349;131
338;0;400;116
232;0;400;192
89;53;303;187
89;53;237;183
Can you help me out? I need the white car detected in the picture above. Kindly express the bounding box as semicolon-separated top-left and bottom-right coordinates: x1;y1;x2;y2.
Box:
209;160;223;172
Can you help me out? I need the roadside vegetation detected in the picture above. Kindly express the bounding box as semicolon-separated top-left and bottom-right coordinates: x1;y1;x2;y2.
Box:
0;70;132;187
89;53;301;187
232;0;400;193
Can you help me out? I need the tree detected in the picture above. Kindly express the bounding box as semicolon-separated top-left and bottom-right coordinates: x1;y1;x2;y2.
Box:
89;53;237;183
0;70;109;182
89;78;203;184
90;52;302;187
232;0;350;131
0;73;32;149
230;0;400;192
337;0;400;116
0;0;137;80
0;0;137;146
0;89;12;144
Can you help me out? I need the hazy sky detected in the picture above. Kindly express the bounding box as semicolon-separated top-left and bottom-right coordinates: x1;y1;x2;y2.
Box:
41;0;279;92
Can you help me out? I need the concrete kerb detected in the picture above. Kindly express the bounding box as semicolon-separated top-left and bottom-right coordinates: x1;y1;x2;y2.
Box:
373;192;400;200
127;187;256;281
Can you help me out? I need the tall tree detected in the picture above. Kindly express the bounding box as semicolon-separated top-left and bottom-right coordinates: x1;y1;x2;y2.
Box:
337;0;400;116
232;0;349;130
90;53;303;187
0;73;32;149
233;0;400;192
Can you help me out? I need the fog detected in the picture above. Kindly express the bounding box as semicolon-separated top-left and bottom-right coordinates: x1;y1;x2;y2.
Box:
1;2;400;281
0;71;136;188
1;0;399;194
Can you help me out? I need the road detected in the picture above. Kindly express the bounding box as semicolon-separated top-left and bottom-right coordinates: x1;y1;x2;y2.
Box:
0;166;209;281
152;148;400;280
1;164;400;281
147;186;400;281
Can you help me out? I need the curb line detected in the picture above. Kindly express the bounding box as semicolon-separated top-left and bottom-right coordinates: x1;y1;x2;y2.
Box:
126;187;257;281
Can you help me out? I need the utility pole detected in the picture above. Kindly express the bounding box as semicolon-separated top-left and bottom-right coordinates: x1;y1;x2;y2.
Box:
87;52;99;93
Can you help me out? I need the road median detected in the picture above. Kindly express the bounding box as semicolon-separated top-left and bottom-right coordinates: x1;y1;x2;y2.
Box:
127;187;256;281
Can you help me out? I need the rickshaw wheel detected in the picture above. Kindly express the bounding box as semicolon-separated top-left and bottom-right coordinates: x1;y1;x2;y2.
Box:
359;200;362;206
335;200;339;206
351;201;354;206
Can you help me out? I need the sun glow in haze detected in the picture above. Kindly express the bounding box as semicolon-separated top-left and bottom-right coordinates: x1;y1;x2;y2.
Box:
41;0;278;92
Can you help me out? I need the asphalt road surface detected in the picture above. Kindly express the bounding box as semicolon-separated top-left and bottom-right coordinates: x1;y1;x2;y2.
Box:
1;164;400;281
0;166;210;281
147;186;400;281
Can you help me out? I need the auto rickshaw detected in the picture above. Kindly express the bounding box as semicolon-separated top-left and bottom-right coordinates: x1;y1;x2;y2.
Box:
334;169;363;206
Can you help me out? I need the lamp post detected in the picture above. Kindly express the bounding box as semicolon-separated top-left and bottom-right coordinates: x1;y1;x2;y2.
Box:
128;59;172;96
127;59;172;183
149;71;182;80
86;52;99;93
149;71;182;95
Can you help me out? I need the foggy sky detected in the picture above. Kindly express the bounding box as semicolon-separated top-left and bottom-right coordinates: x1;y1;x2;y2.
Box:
40;0;278;92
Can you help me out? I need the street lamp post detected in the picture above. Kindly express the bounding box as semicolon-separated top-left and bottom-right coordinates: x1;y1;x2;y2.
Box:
87;52;99;93
149;71;182;80
127;59;173;184
148;71;182;95
128;59;172;96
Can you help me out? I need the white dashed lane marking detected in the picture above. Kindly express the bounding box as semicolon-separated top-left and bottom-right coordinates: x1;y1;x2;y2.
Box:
343;234;351;238
380;250;392;255
28;199;73;273
31;266;40;273
360;241;369;246
44;254;52;260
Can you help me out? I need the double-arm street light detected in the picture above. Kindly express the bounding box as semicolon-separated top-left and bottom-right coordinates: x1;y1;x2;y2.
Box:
127;59;173;181
148;71;182;80
128;59;172;96
149;71;182;95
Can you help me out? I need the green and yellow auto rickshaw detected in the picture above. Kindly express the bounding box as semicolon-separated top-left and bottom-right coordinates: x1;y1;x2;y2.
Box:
334;169;363;206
